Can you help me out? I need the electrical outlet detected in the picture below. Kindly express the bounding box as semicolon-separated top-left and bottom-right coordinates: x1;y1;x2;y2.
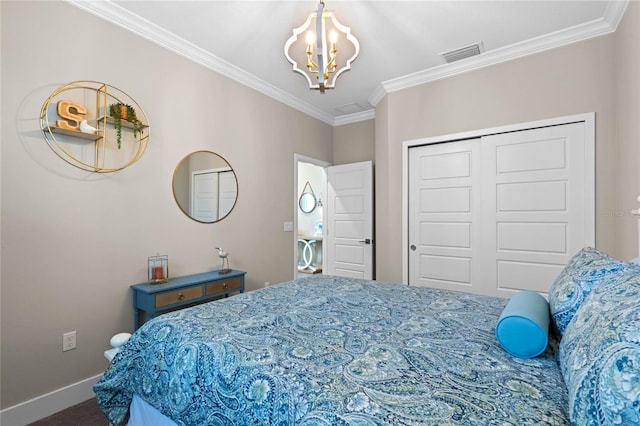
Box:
283;222;293;232
264;281;270;288
63;331;76;352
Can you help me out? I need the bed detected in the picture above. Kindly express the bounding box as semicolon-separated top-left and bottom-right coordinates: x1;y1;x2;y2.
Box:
95;248;640;426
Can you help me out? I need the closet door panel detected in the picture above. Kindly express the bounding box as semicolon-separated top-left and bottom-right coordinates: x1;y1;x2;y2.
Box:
496;137;566;173
408;139;482;292
420;187;471;213
497;222;567;252
419;255;471;284
496;261;564;293
420;222;471;248
481;122;587;297
497;181;567;211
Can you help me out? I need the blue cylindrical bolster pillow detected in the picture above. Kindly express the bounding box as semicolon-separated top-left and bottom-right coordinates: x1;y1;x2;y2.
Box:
495;290;550;358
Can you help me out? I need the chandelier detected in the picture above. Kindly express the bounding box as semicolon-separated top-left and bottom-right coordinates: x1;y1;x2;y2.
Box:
284;1;359;93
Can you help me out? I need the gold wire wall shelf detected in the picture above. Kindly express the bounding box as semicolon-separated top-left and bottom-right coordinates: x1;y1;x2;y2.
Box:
40;80;150;173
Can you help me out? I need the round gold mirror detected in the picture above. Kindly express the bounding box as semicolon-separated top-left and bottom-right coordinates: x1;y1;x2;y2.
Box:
172;151;238;223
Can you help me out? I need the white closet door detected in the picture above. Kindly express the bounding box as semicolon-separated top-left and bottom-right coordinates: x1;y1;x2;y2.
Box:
408;139;482;292
192;172;219;222
408;121;592;297
218;171;238;219
481;122;587;297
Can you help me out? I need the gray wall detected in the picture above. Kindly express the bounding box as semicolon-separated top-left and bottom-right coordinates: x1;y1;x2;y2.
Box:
614;1;640;259
333;119;375;165
1;1;332;408
374;3;640;282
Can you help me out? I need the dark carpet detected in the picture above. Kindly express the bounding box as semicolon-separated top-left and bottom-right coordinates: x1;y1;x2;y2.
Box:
28;398;109;426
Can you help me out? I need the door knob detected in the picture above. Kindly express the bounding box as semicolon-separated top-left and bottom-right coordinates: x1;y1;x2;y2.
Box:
410;244;416;251
359;239;372;244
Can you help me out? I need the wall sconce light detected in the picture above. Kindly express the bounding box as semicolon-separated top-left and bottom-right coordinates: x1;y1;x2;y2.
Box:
284;0;360;93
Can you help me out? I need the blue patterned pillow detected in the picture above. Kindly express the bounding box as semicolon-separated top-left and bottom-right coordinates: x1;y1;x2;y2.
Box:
559;268;640;425
548;247;629;335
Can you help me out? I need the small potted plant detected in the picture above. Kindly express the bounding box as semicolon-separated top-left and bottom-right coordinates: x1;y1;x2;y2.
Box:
109;103;144;149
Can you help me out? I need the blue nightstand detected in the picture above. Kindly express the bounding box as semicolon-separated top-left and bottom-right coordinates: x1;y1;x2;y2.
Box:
131;270;246;329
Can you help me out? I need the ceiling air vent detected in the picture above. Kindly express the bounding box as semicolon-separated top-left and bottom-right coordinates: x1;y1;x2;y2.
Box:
441;42;484;63
334;103;365;115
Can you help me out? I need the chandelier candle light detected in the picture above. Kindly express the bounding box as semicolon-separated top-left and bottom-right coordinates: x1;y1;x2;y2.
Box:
285;0;359;93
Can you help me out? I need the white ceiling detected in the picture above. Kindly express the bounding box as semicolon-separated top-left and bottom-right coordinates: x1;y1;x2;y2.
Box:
70;0;628;125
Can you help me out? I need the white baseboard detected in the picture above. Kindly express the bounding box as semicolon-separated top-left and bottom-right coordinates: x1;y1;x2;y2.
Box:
0;374;103;426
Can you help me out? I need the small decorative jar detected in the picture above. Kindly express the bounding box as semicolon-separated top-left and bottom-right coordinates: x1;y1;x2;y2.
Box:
148;254;168;283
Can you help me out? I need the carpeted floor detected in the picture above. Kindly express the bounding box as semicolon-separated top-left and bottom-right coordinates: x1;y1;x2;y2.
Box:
28;398;109;426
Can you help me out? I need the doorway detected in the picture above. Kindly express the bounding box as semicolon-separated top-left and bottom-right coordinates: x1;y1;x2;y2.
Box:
294;155;330;278
294;155;375;280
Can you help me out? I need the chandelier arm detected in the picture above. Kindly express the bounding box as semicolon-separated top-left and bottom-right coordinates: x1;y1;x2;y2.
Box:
284;13;317;88
315;1;326;87
324;11;360;89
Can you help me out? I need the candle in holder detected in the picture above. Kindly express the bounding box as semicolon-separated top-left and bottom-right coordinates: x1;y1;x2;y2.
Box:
152;266;164;280
148;254;169;283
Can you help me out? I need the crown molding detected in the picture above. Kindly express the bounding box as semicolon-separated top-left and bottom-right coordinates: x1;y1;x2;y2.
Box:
604;0;630;27
369;0;629;106
66;0;336;126
67;0;628;126
333;109;376;126
368;84;388;109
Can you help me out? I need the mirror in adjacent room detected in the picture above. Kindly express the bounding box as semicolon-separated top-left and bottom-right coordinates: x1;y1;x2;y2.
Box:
172;150;238;223
299;181;317;213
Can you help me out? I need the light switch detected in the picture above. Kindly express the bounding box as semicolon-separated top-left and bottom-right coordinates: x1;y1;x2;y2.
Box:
283;221;293;232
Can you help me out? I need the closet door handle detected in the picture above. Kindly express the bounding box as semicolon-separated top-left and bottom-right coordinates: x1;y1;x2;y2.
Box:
359;239;372;244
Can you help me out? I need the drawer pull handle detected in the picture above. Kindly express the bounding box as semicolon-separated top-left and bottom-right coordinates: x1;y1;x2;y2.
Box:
178;293;185;301
223;282;228;289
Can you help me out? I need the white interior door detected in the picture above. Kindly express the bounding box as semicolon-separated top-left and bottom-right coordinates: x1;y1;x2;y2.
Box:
326;161;374;279
408;120;593;297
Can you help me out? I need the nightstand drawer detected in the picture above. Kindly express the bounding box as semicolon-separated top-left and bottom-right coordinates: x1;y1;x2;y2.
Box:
155;286;203;308
206;277;242;295
132;270;246;329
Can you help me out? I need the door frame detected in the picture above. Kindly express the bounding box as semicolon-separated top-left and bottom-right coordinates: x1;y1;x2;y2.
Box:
293;154;331;278
401;112;595;285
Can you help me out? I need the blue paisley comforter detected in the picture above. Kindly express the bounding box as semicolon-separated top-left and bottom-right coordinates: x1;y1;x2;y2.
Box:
95;276;568;425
